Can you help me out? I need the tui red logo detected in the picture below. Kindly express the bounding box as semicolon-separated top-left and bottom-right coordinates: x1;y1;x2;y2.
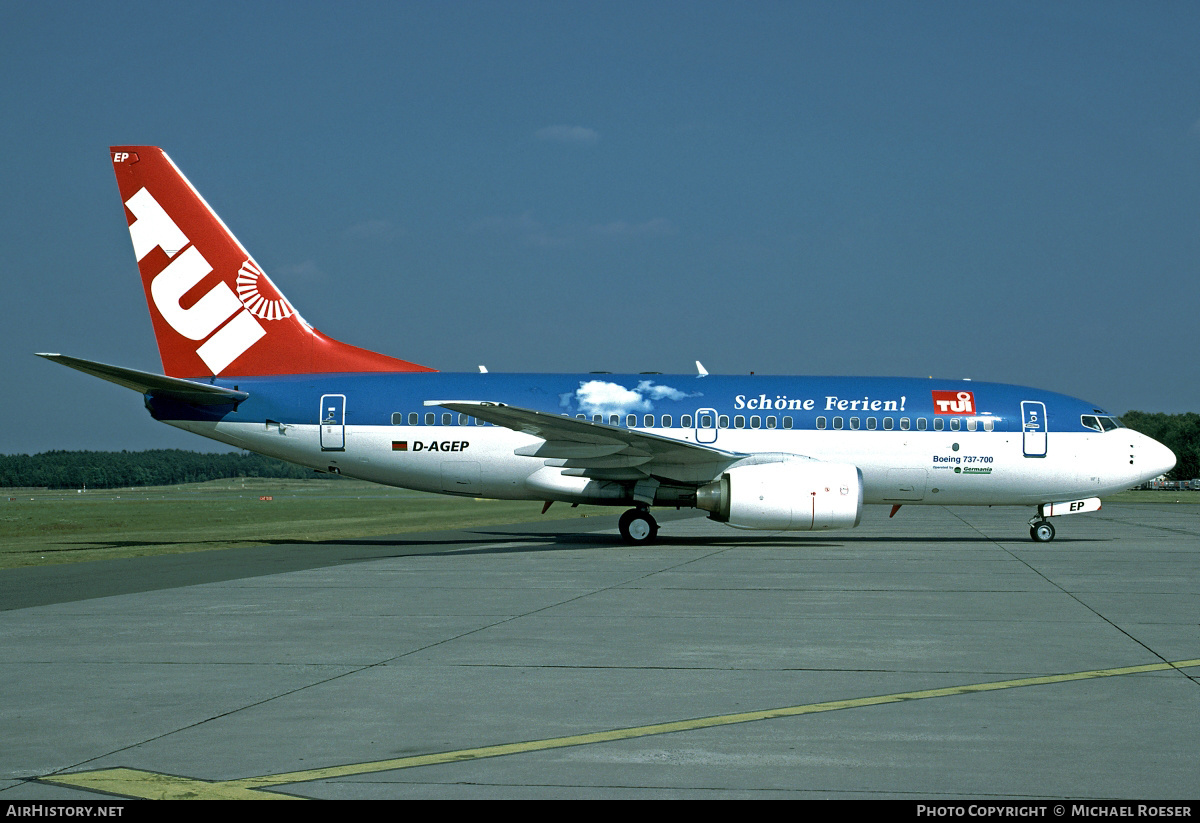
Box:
124;187;268;374
932;390;975;415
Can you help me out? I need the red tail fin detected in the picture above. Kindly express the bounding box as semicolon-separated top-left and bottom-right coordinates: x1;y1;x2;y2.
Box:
110;146;434;377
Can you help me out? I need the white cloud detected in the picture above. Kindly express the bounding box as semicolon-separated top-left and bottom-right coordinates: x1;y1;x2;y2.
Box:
636;380;693;401
475;213;674;249
344;219;399;242
273;260;326;283
535;125;600;146
472;213;568;248
564;379;701;418
589;218;674;239
575;380;651;417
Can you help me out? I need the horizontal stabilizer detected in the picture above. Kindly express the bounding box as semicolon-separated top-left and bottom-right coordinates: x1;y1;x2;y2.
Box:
37;353;248;406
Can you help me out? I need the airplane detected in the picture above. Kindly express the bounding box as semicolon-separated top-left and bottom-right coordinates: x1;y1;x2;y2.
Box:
39;146;1177;544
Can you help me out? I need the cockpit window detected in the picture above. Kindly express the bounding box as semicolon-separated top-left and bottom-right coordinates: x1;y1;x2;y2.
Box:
1082;415;1123;432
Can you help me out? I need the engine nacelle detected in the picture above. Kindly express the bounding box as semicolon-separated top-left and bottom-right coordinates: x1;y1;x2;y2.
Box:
696;461;863;531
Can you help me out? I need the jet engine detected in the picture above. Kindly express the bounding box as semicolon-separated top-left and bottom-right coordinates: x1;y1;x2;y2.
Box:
696;460;863;531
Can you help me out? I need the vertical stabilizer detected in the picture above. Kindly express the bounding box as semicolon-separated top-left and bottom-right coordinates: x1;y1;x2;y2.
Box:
110;146;434;377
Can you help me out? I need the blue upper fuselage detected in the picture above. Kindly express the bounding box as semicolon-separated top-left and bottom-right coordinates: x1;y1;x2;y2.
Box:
146;372;1115;436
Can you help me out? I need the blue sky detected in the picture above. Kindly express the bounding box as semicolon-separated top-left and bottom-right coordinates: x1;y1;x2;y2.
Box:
3;1;1198;454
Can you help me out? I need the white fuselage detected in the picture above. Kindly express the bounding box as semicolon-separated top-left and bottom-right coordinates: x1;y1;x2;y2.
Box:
171;417;1166;508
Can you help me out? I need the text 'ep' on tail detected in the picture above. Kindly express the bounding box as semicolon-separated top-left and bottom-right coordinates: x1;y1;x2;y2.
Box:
110;146;434;378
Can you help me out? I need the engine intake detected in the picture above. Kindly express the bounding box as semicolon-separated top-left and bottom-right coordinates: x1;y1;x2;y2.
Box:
696;461;863;531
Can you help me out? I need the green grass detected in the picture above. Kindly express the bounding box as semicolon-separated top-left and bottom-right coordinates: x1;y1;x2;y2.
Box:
0;478;612;569
1103;489;1200;504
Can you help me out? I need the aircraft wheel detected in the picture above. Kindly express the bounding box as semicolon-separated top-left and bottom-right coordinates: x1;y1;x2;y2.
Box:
1030;521;1055;543
619;509;659;544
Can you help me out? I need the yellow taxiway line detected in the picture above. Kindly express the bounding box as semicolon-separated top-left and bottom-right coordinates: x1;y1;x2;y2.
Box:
42;657;1200;800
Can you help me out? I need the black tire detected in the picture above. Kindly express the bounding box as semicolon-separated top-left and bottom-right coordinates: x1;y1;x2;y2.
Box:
1030;521;1055;542
619;509;659;544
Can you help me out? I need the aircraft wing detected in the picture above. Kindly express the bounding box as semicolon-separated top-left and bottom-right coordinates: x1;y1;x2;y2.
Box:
37;353;249;406
427;400;742;483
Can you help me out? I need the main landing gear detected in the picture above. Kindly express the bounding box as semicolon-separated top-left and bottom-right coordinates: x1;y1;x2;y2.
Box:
619;508;659;544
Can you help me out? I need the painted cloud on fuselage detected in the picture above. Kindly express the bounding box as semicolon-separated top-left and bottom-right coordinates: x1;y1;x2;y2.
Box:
559;380;702;418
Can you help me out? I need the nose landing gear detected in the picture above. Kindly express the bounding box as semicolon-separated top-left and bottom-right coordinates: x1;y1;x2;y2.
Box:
1027;497;1102;542
1029;520;1056;542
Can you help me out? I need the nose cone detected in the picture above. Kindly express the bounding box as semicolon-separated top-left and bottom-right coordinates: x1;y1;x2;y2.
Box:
1151;438;1177;478
1134;431;1176;481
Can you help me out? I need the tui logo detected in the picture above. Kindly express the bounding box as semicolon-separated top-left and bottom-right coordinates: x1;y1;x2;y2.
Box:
931;390;975;415
124;187;269;374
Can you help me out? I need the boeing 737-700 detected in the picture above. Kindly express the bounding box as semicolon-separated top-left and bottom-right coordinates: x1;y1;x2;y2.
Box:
40;147;1177;543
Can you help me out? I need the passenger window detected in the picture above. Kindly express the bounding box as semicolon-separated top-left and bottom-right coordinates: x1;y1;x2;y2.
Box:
883;418;894;431
916;418;927;431
849;417;860;430
766;416;777;429
816;416;827;430
644;414;655;427
966;418;977;432
783;417;792;429
833;416;843;430
459;414;468;425
934;418;944;431
627;414;637;427
682;415;693;427
734;415;746;429
719;415;730;428
867;417;877;430
662;414;673;428
594;415;603;423
699;413;713;427
983;419;994;432
409;412;419;425
950;418;961;431
900;418;910;431
750;416;761;429
425;413;435;425
442;413;453;425
391;412;403;425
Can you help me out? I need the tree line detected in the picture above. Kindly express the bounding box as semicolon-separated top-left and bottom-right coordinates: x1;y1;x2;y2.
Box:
0;449;332;490
2;412;1194;490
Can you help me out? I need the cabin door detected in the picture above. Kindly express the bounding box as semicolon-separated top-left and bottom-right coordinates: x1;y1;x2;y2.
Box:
320;394;346;451
1021;401;1047;458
